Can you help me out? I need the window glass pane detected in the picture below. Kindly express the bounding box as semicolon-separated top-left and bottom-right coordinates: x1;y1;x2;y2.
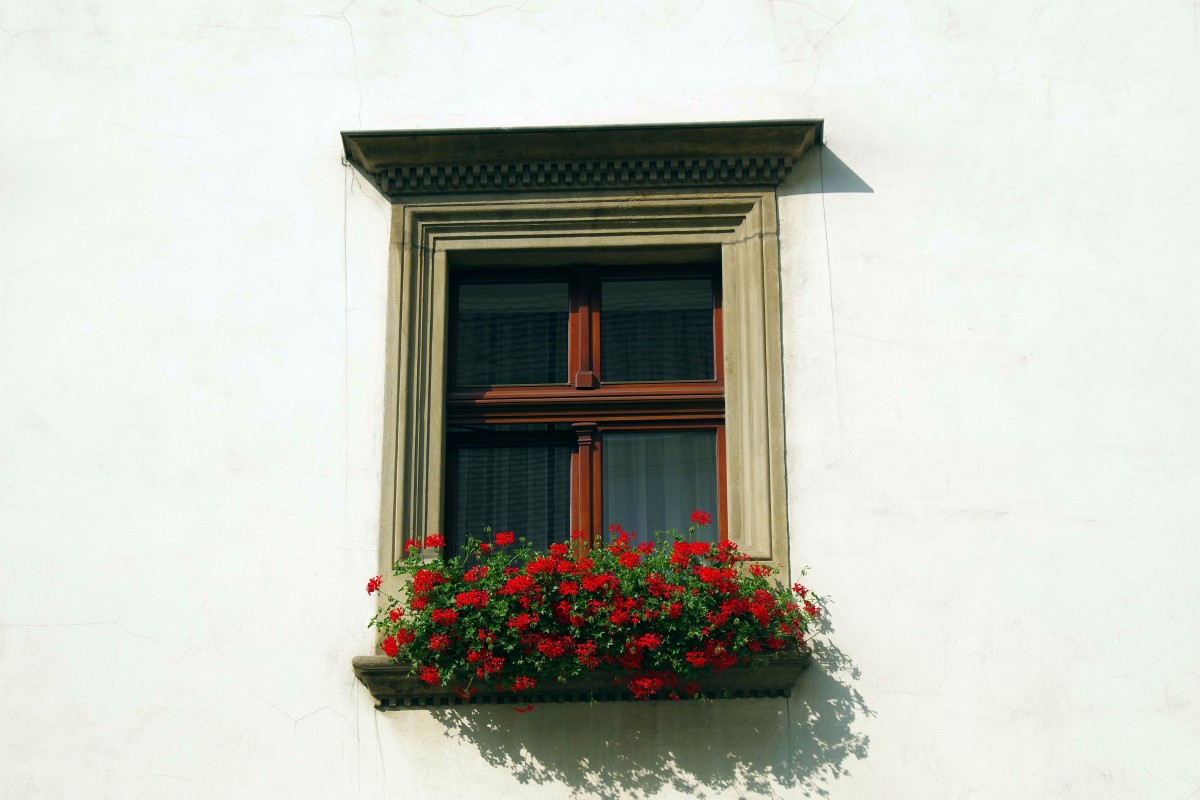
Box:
454;282;568;386
601;278;714;382
450;444;571;554
601;430;718;544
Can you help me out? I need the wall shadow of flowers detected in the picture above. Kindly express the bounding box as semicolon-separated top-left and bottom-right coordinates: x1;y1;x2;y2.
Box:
423;640;871;799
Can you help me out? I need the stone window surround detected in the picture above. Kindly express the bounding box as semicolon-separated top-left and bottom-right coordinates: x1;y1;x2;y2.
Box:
342;121;823;585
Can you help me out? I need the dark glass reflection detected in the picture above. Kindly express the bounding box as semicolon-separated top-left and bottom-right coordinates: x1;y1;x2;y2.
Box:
601;278;714;382
451;444;571;554
454;282;568;386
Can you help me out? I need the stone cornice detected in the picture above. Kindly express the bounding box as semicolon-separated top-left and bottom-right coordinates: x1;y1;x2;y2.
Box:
341;120;823;200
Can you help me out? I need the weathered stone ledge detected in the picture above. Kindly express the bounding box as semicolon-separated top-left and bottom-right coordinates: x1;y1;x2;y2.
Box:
353;648;811;710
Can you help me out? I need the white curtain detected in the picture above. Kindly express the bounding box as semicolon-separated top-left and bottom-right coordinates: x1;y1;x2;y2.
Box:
601;430;719;544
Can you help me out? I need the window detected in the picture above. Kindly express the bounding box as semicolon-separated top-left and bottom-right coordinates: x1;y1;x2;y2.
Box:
444;261;726;555
343;120;823;580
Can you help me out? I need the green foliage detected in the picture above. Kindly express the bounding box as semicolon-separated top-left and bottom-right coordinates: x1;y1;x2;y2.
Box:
368;517;823;702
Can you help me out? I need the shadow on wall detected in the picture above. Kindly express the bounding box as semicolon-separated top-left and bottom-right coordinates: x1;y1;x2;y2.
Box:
780;147;874;197
427;641;871;799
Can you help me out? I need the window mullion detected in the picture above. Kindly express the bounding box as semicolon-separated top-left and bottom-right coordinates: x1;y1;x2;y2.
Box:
572;268;598;389
571;422;599;552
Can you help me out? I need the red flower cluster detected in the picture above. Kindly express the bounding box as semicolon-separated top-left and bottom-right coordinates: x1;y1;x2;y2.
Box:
463;566;489;583
381;627;416;657
413;569;447;595
466;649;505;677
368;511;822;707
366;575;382;595
430;608;458;625
454;590;490;608
670;540;711;567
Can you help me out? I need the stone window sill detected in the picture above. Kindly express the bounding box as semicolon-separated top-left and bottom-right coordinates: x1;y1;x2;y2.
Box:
352;648;812;710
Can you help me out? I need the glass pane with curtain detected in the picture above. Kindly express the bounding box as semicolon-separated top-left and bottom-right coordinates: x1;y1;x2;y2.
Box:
601;430;719;545
454;281;568;386
450;444;571;554
601;278;714;382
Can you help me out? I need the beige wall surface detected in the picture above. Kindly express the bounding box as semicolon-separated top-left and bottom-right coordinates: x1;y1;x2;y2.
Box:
2;1;1199;797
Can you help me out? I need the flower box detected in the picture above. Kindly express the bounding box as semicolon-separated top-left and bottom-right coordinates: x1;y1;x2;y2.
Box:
363;516;824;706
353;648;812;710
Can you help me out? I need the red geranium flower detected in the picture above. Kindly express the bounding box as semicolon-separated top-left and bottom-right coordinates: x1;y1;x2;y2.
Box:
581;573;617;593
670;541;711;567
366;575;383;594
454;590;490;609
424;534;446;548
609;608;633;626
412;569;447;595
628;675;664;700
418;665;441;685
431;608;458;625
506;613;537;631
535;636;573;658
575;640;601;668
499;575;537;595
525;557;557;577
634;633;663;650
495;531;515;546
691;510;712;526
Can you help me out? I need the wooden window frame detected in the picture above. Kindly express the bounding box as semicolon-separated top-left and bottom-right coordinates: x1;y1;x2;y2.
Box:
375;191;794;587
445;264;728;555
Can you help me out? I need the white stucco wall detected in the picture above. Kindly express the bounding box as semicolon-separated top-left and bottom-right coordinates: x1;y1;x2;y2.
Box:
2;1;1199;797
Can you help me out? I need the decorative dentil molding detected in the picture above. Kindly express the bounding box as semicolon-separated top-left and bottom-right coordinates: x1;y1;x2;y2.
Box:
342;120;823;199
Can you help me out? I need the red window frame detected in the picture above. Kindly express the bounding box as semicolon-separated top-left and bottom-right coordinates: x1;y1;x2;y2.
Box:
445;264;727;554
